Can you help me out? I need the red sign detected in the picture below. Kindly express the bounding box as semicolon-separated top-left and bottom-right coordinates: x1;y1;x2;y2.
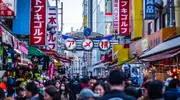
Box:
30;0;46;45
119;0;129;35
0;0;16;17
47;7;58;50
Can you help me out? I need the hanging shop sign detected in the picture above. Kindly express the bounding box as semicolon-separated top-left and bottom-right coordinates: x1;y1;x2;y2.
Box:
47;6;58;51
119;0;129;35
65;38;77;51
112;0;119;32
99;39;111;51
82;39;94;51
30;0;46;45
144;0;155;19
0;0;16;18
1;26;13;47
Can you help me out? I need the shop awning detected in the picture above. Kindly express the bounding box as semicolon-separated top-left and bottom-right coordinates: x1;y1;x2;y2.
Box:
140;36;180;58
28;46;46;57
110;57;135;68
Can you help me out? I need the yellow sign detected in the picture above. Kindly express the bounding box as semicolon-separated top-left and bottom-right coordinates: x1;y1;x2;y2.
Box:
84;16;87;28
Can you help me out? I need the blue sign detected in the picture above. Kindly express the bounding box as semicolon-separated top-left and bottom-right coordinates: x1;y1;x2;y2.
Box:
144;0;155;19
12;0;30;35
84;28;92;37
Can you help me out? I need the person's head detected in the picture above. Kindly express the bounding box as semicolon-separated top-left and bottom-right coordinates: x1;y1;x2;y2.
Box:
44;85;60;100
4;97;14;100
79;88;99;100
93;81;109;96
54;80;60;89
60;82;69;91
124;86;138;98
142;75;153;86
168;79;179;89
25;81;39;98
0;88;5;100
107;70;126;90
16;87;26;98
88;77;97;90
148;80;163;99
125;79;132;88
141;81;150;98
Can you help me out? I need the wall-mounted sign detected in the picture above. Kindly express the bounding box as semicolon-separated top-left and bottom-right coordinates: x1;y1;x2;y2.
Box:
47;6;58;51
82;39;94;51
99;39;111;51
112;0;119;32
30;0;46;45
65;38;76;51
119;0;129;35
0;0;16;18
144;0;155;19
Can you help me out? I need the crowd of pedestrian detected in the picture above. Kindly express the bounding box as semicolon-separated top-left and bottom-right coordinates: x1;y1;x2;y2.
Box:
0;70;180;100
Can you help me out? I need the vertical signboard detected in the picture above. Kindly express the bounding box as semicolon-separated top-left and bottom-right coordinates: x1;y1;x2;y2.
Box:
47;6;58;51
30;0;46;45
0;0;16;18
119;0;129;35
144;0;155;19
112;0;119;32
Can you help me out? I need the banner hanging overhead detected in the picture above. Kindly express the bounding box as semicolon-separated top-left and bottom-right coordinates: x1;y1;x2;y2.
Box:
30;0;46;45
0;0;16;18
47;6;58;51
119;0;129;35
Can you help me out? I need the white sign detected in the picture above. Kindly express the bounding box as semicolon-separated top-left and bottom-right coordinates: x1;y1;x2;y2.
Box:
65;38;76;51
47;6;58;50
112;0;119;30
82;39;93;51
99;39;111;51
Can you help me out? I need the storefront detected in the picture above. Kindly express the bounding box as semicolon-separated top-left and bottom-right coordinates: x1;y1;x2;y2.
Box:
140;36;180;81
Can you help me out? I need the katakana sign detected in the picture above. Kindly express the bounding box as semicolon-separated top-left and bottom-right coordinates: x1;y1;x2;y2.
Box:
119;0;129;35
82;39;94;51
47;6;58;50
30;0;46;45
99;39;111;51
65;38;76;51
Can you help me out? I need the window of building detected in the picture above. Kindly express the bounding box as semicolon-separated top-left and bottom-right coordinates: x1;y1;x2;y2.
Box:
148;22;153;35
155;17;160;32
163;13;168;28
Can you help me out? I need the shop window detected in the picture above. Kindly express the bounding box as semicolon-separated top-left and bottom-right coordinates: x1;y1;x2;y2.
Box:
163;13;168;28
155;17;160;32
148;22;153;35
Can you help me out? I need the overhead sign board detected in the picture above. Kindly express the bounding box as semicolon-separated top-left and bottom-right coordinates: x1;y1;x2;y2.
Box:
144;0;155;19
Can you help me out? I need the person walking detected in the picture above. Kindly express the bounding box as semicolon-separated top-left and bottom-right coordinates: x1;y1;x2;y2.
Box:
97;70;136;100
163;79;180;100
44;85;60;100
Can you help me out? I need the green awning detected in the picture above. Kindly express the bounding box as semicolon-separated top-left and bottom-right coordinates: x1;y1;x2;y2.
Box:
117;57;135;66
27;46;46;58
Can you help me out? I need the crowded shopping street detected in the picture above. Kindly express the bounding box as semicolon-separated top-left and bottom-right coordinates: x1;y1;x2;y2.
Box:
0;0;180;100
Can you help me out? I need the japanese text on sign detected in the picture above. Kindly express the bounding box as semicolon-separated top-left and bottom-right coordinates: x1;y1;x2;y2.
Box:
99;39;111;51
30;0;46;45
0;0;15;17
113;0;119;30
144;0;155;19
119;0;129;35
47;7;58;50
65;38;76;51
